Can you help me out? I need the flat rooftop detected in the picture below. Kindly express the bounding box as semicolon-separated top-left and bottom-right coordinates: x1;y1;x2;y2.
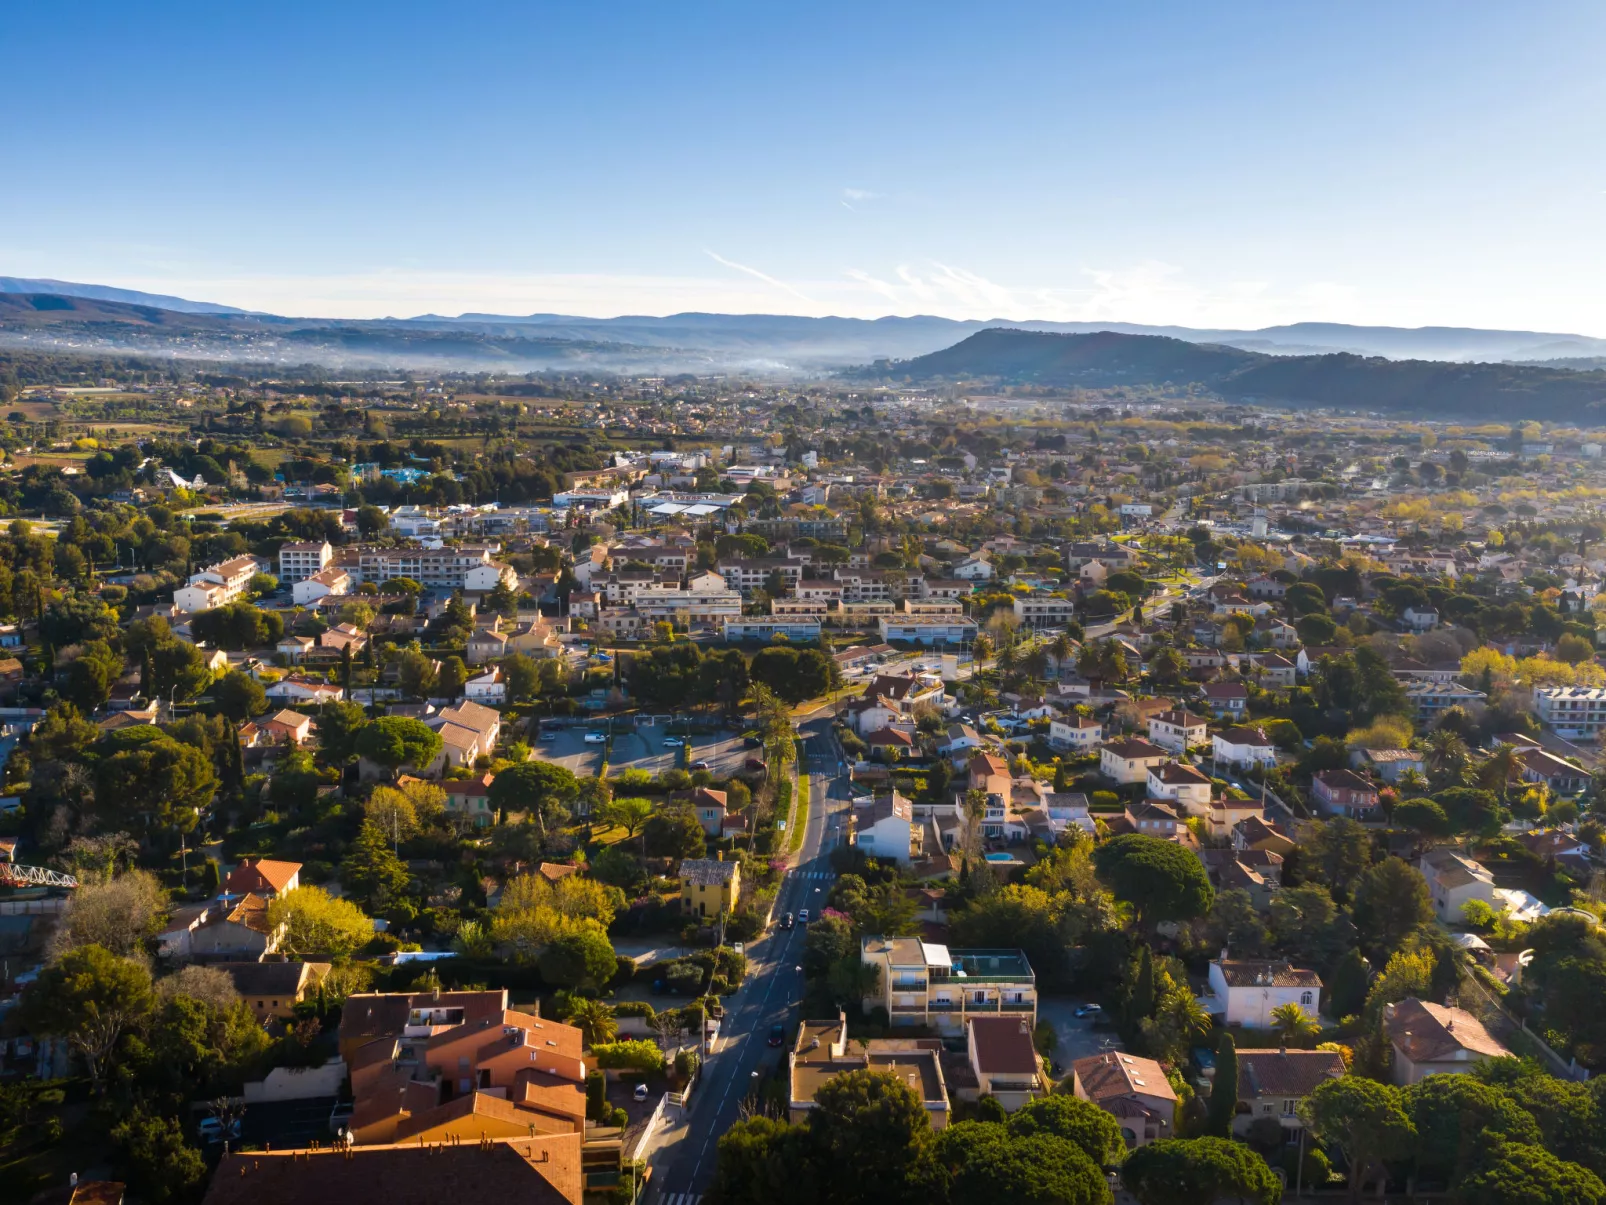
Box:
949;949;1034;981
791;1048;945;1108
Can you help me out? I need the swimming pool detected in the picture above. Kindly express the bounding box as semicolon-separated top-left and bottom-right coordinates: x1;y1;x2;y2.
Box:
984;852;1018;863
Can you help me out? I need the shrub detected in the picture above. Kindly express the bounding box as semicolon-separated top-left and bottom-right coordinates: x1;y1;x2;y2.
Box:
590;1040;667;1073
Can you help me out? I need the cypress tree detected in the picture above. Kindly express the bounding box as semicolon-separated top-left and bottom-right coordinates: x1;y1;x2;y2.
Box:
1129;946;1155;1022
1208;1030;1239;1137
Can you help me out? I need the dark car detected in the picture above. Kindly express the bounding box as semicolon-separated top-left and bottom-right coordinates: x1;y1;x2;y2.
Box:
781;912;795;930
690;760;709;771
767;1024;786;1047
743;736;763;749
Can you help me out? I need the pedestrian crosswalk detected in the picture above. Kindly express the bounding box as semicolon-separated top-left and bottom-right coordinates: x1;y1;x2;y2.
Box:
660;1193;702;1205
794;870;834;880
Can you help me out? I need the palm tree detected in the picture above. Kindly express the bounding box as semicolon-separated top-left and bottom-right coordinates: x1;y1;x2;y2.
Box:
1425;730;1470;785
563;997;619;1048
1396;768;1430;798
1270;1001;1321;1046
1049;632;1074;678
1478;744;1521;802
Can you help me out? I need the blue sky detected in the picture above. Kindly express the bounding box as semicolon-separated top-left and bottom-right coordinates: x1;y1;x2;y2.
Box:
4;1;1605;330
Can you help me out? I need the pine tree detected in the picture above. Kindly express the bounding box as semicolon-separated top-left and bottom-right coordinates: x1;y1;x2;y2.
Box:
201;857;221;895
1208;1030;1238;1137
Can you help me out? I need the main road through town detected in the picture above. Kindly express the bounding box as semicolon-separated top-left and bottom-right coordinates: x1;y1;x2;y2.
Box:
645;714;846;1205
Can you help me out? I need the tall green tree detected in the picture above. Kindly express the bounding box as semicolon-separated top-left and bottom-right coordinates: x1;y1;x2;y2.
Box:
1208;1031;1239;1138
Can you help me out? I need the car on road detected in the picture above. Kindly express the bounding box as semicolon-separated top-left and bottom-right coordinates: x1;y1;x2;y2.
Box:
583;732;606;744
780;912;794;929
662;737;684;748
690;760;709;771
634;1083;649;1101
797;909;810;924
1074;1003;1103;1018
743;736;764;749
767;1024;786;1047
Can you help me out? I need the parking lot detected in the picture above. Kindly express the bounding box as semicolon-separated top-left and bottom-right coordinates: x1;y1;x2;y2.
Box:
540;726;607;778
1037;995;1123;1078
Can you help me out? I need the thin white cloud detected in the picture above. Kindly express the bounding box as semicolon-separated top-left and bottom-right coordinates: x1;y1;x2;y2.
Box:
702;250;815;305
841;188;881;202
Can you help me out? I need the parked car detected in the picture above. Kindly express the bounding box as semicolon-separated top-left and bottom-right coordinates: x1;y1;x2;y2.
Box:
633;1083;649;1101
1074;1003;1103;1018
328;1101;354;1134
583;732;606;744
767;1024;786;1047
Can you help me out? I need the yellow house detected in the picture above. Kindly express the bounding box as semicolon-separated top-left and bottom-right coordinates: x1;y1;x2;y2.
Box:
680;855;741;918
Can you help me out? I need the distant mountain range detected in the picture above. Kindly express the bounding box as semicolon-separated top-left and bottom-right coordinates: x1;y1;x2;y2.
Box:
2;275;1606;374
873;327;1606;419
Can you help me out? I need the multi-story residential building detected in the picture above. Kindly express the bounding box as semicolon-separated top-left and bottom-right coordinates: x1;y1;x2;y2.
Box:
278;540;333;583
860;937;1036;1038
851;792;916;864
788;1014;949;1129
1012;593;1078;628
877;615;978;646
680;856;741;918
174;555;260;613
356;544;515;591
1071;1052;1177;1149
1419;847;1500;924
1403;681;1487;725
1533;686;1606;738
718;558;805;595
723;617;824;643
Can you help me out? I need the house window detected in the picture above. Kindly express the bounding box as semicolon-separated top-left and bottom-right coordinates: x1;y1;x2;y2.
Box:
1301;991;1313;1007
1283;1099;1299;1116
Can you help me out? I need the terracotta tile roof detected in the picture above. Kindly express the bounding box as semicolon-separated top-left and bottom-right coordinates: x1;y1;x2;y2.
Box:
1150;761;1212;785
1236;1049;1345;1099
512;1068;588;1122
1216;726;1272;746
1153;709;1207;727
222;857;302;896
1214;959;1322;989
1386;997;1509;1063
1072;1051;1177;1102
339;990;510;1049
968;1017;1039;1076
201;1133;581;1205
680;858;739;887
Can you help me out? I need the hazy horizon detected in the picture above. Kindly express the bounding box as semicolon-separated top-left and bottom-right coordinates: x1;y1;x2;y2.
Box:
5;2;1606;331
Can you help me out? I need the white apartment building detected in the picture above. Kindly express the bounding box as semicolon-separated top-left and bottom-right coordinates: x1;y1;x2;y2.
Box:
356;544;511;590
723;618;823;643
878;616;978;647
1012;593;1078;629
173;555;260;613
861;937;1037;1038
718;559;806;595
1533;686;1606;739
278;541;333;584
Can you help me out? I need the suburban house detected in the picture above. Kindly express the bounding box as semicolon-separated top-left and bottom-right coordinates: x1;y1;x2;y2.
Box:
1205;958;1322;1028
860;937;1036;1037
240;710;315;749
1100;738;1170;785
463;668;506;703
1384;997;1510;1084
189;895;283;961
1419;847;1500;924
218;960;331;1020
788;1013;950;1130
265;676;345;705
965;1017;1044;1111
1212;726;1277;770
1231;1048;1346;1136
852;792;916;865
941;724;985;756
680;856;741;918
1122;800;1188;842
1201;683;1249;716
1146;761;1213;814
1516;747;1590;795
443;772;497;826
220;857;302;900
1148;709;1208;755
1071;1051;1177;1148
686;787;731;836
1048;715;1103;753
1351;747;1426;783
428;701;503;772
294;566;352;606
1311;768;1381;820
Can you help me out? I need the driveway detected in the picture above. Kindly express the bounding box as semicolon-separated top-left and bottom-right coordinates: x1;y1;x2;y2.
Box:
1037;994;1123;1077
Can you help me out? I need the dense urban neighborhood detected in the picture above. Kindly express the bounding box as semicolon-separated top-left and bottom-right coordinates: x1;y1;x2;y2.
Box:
7;363;1606;1205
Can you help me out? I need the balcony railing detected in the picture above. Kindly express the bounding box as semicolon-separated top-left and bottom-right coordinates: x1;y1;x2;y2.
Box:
999;1001;1036;1012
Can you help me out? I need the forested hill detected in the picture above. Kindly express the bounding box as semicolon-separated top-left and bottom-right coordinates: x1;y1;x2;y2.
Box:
870;327;1606;418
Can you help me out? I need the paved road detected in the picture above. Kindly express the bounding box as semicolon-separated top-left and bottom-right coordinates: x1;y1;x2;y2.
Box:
645;717;846;1205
